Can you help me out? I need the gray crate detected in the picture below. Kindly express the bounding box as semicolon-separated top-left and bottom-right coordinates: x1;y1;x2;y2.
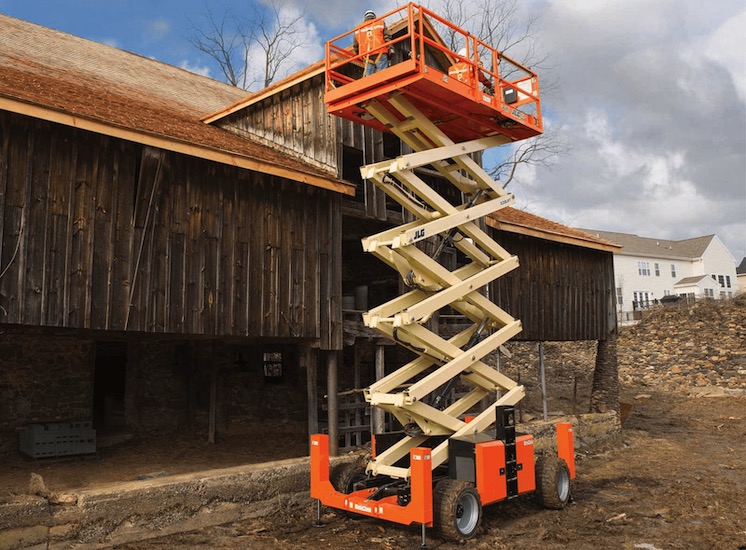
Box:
19;422;96;458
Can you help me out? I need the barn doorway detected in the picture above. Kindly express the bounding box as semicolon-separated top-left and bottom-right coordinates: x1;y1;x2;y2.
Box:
93;342;127;430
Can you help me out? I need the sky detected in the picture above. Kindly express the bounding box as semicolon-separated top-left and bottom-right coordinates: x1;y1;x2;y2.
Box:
1;0;744;263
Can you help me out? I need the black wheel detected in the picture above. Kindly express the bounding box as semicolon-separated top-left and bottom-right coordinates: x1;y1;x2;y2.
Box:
329;461;368;519
329;461;367;494
433;479;482;541
535;455;571;509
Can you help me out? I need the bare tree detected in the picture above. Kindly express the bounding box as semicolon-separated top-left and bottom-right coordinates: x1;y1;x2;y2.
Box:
490;126;570;189
190;0;310;90
425;0;566;189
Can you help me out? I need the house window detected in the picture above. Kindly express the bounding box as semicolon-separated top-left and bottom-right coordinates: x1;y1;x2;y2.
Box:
263;351;284;381
638;261;650;276
663;290;671;296
654;263;660;276
718;275;725;287
720;291;726;299
704;288;714;298
633;291;650;309
671;264;676;277
725;275;731;288
616;287;623;305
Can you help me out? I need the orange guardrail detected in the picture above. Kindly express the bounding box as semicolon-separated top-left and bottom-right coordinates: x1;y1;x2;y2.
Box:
324;3;542;134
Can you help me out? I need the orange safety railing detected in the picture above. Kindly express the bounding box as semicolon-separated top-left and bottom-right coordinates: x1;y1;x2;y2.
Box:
324;3;542;133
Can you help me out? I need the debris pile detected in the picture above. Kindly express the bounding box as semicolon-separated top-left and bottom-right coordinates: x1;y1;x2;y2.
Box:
618;294;746;394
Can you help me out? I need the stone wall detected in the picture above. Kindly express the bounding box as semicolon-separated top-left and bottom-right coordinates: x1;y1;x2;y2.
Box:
618;294;746;393
0;329;94;455
0;327;312;457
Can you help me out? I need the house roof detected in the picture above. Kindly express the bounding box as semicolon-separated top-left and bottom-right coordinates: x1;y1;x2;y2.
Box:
737;257;746;275
489;209;620;252
0;14;354;196
674;275;710;286
578;229;716;260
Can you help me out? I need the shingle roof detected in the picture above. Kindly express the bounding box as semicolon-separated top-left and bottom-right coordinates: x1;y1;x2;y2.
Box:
577;229;715;259
0;14;353;195
675;275;710;286
490;209;620;252
737;257;746;275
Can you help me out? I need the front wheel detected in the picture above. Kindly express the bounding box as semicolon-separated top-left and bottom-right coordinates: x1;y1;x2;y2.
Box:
329;461;368;519
433;479;482;541
535;455;572;509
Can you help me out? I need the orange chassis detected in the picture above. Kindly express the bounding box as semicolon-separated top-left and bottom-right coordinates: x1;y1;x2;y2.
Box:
310;422;575;538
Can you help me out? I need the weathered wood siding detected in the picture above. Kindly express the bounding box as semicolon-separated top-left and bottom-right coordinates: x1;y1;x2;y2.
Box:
490;231;617;341
218;74;336;173
217;74;393;220
0;112;342;349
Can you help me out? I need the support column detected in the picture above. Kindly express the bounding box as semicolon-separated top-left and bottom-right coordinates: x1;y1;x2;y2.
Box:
306;346;318;437
539;341;548;421
372;344;385;434
590;336;620;414
208;341;218;444
326;350;339;456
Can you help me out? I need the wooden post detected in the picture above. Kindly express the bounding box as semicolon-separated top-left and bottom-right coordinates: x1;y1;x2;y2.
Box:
372;343;385;434
306;346;319;437
539;341;548;421
326;350;339;456
208;341;218;444
353;342;362;446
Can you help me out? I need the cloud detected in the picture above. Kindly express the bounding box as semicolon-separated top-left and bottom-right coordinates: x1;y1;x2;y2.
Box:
513;0;746;261
179;60;211;78
143;18;171;42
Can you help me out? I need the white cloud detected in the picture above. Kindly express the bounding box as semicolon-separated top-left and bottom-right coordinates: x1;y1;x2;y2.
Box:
179;60;211;78
144;18;171;42
702;7;746;101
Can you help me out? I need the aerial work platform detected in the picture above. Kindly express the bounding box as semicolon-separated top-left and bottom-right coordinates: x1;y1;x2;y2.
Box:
324;3;543;144
313;4;573;544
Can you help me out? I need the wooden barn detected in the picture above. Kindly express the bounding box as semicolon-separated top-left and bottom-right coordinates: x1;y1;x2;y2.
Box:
0;13;619;461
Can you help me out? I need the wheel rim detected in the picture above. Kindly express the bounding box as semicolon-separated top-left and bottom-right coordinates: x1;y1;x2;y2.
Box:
557;466;570;502
455;491;479;536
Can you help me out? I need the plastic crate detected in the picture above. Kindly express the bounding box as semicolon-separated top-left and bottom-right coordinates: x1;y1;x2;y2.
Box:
19;422;96;458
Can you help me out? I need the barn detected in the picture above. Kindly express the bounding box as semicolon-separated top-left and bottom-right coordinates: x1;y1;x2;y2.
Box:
0;12;619;469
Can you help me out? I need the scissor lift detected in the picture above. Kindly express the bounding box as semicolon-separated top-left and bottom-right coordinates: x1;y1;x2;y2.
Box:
311;4;575;543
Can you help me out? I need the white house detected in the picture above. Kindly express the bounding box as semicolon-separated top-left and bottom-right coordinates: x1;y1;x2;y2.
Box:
578;230;738;324
737;258;746;295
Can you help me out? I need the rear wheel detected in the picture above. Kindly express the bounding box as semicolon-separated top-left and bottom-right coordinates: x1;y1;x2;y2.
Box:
329;461;368;519
433;479;482;541
329;461;367;494
535;455;571;509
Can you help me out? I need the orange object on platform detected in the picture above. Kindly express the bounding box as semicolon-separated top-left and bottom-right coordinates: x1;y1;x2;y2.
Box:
324;3;542;144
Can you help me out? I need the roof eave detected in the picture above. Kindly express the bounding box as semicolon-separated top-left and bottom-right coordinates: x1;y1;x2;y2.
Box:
0;94;354;196
486;217;621;252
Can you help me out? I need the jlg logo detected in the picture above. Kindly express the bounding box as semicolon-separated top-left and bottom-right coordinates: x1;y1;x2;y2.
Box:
414;228;426;240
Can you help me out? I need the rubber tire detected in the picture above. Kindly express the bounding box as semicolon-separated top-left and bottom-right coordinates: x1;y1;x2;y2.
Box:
329;461;367;494
433;479;482;541
535;455;571;510
329;462;367;519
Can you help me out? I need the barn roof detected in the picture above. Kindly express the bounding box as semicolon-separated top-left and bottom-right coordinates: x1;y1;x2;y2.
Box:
489;209;620;252
0;14;354;196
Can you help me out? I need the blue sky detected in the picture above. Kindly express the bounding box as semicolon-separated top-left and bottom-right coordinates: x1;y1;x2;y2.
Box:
1;0;745;263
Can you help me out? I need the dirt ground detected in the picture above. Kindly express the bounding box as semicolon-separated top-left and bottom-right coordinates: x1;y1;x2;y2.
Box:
110;387;746;550
0;418;310;495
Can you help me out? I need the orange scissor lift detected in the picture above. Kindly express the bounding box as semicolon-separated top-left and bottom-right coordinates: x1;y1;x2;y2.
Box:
311;4;575;545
